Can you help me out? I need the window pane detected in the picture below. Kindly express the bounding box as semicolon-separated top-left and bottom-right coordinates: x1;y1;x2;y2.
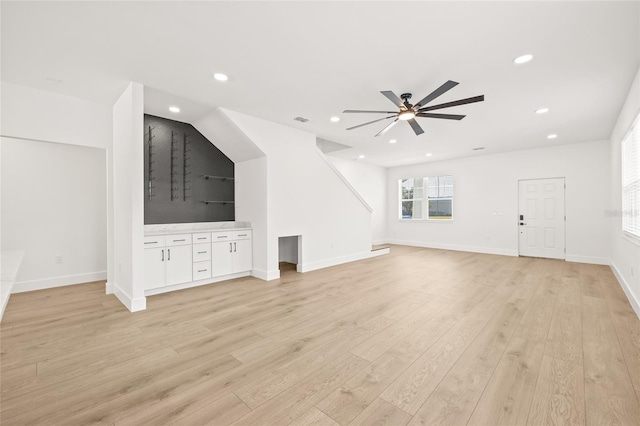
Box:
429;199;452;219
402;201;415;219
401;179;414;200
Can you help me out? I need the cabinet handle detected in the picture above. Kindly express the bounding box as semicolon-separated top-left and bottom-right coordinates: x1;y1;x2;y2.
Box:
234;242;236;252
217;236;228;239
161;249;164;261
173;239;186;242
144;241;158;245
197;251;207;254
168;249;171;261
197;237;207;240
197;269;207;273
238;234;247;237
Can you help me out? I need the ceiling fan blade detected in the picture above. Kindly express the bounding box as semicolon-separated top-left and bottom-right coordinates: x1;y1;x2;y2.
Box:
375;118;399;137
380;91;407;110
414;80;459;108
343;109;398;114
418;95;485;112
416;112;466;120
407;118;424;135
346;115;397;131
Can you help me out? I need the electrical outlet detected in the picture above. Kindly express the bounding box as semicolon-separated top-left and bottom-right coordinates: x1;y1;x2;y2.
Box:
55;254;64;264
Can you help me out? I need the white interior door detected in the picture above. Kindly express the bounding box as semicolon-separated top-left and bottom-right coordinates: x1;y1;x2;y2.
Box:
518;178;565;259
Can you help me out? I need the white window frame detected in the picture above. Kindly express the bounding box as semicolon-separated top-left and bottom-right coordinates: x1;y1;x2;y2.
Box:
622;112;640;242
399;175;454;221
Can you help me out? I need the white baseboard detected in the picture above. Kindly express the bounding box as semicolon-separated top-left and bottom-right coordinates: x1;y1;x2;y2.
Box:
565;255;610;265
610;261;640;319
251;268;280;281
12;271;107;294
113;284;146;312
299;248;390;273
105;281;114;294
386;239;519;257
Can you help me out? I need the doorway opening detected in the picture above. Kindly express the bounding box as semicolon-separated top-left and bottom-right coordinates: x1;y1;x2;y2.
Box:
278;235;301;273
518;177;566;260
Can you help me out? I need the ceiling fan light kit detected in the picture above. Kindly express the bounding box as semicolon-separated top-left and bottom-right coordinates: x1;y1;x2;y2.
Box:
344;80;484;136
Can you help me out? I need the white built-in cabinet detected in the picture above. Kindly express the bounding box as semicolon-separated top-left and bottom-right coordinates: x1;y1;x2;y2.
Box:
143;229;252;294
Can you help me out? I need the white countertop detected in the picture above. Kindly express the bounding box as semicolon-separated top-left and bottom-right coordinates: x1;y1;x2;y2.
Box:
144;221;251;236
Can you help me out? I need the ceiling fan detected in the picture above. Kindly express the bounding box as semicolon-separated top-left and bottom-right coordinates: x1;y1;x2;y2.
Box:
344;80;484;136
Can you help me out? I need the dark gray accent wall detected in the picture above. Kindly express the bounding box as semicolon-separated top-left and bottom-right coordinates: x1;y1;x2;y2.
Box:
144;114;235;224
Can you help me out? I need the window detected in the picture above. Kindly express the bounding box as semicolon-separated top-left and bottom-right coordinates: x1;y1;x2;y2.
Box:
400;175;453;220
622;114;640;238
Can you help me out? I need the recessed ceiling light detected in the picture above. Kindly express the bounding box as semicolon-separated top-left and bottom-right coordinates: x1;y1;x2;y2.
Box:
358;154;365;159
169;106;180;113
389;139;397;144
425;153;432;157
330;116;340;122
536;107;549;114
213;73;228;81
514;54;533;64
547;134;558;139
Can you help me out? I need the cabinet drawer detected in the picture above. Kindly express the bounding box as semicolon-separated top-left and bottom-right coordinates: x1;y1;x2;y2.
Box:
165;234;192;246
144;235;165;247
193;232;211;244
233;230;252;240
211;231;233;241
193;261;212;281
193;243;211;262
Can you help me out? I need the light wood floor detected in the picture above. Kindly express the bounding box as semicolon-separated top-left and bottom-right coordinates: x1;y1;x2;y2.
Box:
1;245;639;425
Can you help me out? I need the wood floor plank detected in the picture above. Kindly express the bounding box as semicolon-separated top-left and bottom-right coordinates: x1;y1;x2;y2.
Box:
582;295;640;425
545;301;583;365
378;278;519;415
526;355;585;426
347;398;412;426
407;281;536;426
466;277;558;426
290;407;340;426
2;247;638;425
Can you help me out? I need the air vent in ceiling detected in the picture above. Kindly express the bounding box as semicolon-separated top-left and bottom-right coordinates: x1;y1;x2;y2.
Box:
472;147;485;151
294;116;309;123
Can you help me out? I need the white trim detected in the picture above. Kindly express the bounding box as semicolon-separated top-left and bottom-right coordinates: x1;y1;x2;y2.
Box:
298;248;389;273
251;268;280;281
315;147;373;213
386;239;519;257
113;284;146;312
610;261;640;319
144;271;251;296
0;280;14;322
12;271;107;293
105;281;114;294
565;255;610;265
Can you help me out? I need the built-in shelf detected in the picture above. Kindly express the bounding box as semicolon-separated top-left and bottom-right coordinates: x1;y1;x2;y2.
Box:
201;175;234;181
201;200;235;205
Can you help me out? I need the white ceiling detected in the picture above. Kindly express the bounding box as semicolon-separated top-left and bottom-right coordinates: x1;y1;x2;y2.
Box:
2;1;638;167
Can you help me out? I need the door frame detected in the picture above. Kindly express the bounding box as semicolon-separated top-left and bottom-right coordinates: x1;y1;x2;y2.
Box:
517;177;567;259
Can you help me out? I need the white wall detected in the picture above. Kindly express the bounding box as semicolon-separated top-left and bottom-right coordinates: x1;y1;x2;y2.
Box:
328;156;387;244
1;82;112;148
0;137;107;291
609;67;640;317
111;83;145;311
235;156;268;278
387;140;611;263
223;109;373;278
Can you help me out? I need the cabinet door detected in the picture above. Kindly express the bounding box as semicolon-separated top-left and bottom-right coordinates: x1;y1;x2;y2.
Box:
211;241;233;277
232;238;253;273
165;245;192;286
144;248;165;290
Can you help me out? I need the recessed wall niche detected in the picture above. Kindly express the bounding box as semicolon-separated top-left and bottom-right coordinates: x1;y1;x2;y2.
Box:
144;114;234;224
